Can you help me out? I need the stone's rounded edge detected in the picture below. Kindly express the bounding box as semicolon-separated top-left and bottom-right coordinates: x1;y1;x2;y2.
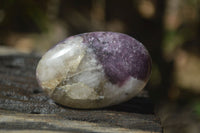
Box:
51;86;106;109
80;31;152;85
36;58;51;95
50;76;146;109
103;76;146;107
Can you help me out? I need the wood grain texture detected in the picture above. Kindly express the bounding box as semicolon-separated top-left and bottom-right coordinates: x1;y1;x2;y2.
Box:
0;55;162;133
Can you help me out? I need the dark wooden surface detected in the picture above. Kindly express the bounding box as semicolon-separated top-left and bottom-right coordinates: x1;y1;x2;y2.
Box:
0;54;162;133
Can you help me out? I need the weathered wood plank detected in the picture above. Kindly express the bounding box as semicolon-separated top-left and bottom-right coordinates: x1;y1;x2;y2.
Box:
0;55;162;133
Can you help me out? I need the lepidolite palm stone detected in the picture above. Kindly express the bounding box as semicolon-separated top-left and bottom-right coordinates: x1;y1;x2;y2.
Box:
36;32;151;109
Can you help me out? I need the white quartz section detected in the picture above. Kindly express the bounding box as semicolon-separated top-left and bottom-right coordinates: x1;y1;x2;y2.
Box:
104;77;145;105
37;36;85;81
36;36;86;94
58;83;100;100
57;47;105;100
71;48;105;90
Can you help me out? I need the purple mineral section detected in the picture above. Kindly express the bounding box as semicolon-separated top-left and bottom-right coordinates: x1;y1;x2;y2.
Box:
81;32;151;85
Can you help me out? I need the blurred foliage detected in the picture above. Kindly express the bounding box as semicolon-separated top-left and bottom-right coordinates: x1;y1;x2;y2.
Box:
0;0;48;32
194;101;200;117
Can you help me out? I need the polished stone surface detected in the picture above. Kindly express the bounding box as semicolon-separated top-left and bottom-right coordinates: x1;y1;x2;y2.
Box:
36;32;151;109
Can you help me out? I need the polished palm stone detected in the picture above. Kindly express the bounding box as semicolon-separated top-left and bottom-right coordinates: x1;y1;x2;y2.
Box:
36;32;151;109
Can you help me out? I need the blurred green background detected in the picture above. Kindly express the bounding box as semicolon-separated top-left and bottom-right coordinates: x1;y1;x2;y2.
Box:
0;0;200;132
